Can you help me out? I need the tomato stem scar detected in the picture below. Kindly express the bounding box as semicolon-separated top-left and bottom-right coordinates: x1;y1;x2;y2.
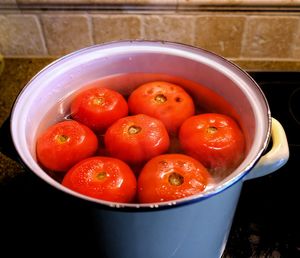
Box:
128;125;141;135
92;97;104;105
56;134;69;143
168;172;184;186
96;172;107;180
207;126;218;134
155;94;167;103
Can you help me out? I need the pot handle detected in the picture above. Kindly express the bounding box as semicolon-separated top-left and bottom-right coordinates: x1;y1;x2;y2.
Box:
243;118;289;181
0;116;21;162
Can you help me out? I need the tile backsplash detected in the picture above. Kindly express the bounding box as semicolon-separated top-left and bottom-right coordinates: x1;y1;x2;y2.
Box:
1;1;300;70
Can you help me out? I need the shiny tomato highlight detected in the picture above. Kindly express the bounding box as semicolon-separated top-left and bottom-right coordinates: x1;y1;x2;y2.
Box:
179;113;245;177
36;120;98;172
104;114;170;166
71;87;128;133
62;157;137;203
128;81;195;135
138;154;211;203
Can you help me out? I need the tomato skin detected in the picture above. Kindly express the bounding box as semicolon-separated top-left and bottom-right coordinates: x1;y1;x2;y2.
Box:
128;81;195;135
71;87;128;133
62;157;137;203
179;113;245;177
104;114;170;166
36;120;98;172
138;154;211;203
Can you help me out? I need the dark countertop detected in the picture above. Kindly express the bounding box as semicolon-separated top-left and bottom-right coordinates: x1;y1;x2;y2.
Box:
0;59;299;257
0;58;55;182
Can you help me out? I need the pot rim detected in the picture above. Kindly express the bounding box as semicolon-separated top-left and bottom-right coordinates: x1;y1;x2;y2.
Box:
10;40;271;210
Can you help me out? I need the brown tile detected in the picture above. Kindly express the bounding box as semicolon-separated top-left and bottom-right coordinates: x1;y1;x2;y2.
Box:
92;15;141;43
41;14;92;56
17;0;175;3
0;15;46;56
13;0;300;6
17;0;90;3
142;15;194;45
1;0;17;4
177;0;300;6
242;16;299;58
194;16;245;58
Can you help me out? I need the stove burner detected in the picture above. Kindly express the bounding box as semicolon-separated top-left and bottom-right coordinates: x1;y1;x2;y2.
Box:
289;87;300;126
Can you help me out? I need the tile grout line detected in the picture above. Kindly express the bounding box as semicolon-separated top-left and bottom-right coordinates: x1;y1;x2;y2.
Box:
36;13;49;56
86;12;95;46
239;15;250;59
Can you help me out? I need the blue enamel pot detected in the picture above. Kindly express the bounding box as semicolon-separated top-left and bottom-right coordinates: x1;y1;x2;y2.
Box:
8;41;289;258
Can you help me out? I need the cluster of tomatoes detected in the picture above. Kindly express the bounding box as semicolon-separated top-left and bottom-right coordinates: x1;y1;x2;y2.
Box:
36;81;245;204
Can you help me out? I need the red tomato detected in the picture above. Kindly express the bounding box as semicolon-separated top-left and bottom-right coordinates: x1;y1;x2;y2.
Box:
36;120;98;172
128;81;195;135
104;114;170;166
138;154;211;203
71;87;128;133
179;113;245;177
62;157;137;203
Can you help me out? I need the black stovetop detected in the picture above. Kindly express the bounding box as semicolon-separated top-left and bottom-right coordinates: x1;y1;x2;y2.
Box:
224;72;300;258
1;72;300;258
